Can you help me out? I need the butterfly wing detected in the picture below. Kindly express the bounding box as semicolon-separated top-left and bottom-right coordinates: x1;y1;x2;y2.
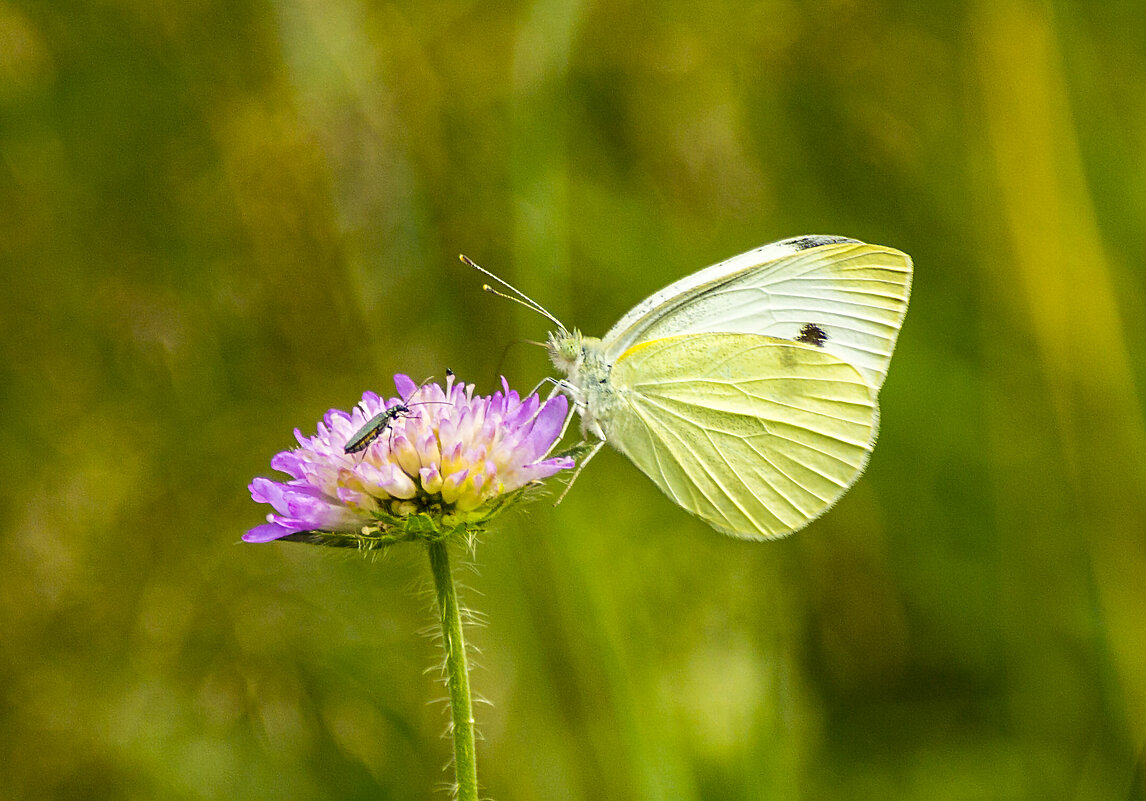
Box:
602;236;913;393
605;332;878;539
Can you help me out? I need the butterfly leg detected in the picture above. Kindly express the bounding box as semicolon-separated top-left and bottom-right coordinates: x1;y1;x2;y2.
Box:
553;439;605;506
553;395;579;448
539;378;584;452
529;375;564;397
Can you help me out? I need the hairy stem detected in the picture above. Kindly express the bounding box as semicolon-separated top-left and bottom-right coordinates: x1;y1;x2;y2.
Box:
427;539;478;801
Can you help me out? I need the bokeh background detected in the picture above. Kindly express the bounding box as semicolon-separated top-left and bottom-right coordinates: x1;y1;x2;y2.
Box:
3;1;1145;799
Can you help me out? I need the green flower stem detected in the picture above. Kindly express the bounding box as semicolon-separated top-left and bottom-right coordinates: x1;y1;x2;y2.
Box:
427;539;479;801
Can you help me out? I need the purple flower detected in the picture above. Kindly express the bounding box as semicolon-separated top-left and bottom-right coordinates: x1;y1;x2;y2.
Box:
245;374;574;544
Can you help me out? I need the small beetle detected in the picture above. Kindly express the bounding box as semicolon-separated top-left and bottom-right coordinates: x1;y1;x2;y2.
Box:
344;405;413;455
343;374;450;456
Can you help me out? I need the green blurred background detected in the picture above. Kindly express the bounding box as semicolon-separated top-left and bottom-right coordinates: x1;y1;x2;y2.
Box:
3;0;1145;798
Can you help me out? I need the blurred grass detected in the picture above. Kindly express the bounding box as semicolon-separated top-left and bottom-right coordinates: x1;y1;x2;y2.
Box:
2;0;1145;799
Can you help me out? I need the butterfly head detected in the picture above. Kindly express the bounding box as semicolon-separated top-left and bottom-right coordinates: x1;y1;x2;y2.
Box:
546;328;584;373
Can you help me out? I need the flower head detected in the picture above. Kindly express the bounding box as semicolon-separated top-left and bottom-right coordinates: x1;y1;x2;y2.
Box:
245;373;574;546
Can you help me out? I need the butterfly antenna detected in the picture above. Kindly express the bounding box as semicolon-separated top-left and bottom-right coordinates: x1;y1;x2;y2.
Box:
459;254;567;333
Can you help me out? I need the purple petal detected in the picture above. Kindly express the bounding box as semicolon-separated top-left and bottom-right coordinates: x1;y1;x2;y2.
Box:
505;393;538;427
526;395;568;454
249;477;284;507
243;522;297;543
393;374;417;398
269;450;307;478
323;408;352;430
516;455;576;483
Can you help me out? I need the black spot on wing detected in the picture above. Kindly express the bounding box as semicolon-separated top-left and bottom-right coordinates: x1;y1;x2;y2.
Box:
784;235;858;251
795;323;828;347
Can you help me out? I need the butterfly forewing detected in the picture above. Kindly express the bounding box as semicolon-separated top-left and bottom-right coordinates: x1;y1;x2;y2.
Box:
606;333;878;539
601;237;912;393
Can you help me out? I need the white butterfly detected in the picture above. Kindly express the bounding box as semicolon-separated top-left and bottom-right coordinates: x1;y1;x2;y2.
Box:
466;235;912;539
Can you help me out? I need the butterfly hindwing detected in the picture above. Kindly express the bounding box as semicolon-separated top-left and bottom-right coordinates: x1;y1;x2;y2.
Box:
604;332;878;539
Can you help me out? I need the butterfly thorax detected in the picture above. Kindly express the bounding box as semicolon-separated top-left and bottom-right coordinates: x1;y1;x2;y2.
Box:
547;329;618;441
